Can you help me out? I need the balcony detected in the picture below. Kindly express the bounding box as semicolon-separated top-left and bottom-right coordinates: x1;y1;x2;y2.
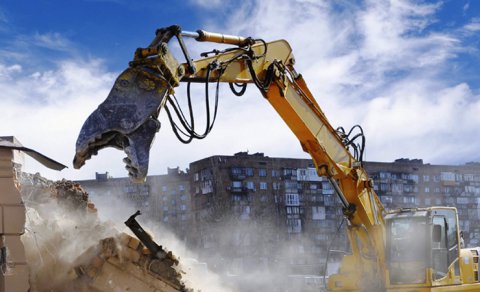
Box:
230;173;247;180
227;186;249;194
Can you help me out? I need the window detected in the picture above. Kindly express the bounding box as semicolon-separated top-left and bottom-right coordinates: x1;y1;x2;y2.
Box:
380;183;390;192
272;169;278;177
380;196;393;204
285;181;298;191
312;206;325;220
246;181;255;190
433;209;459;277
178;184;185;191
403;197;415;204
259;168;267;177
231;167;242;175
245;168;254;177
283;168;297;178
392;183;403;193
162;186;168;192
423;175;430;182
232;181;242;188
287;218;302;233
322;182;334;195
440;172;455;182
425;187;430;193
180;204;187;211
285;194;300;205
380;172;391;179
409;174;419;183
286;206;300;214
273;182;280;190
259;182;267;190
388;217;427;284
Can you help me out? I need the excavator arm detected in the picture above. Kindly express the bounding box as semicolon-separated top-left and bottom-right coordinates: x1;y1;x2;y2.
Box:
74;25;386;291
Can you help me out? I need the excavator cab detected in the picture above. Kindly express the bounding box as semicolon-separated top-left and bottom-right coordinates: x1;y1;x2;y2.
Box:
385;207;461;288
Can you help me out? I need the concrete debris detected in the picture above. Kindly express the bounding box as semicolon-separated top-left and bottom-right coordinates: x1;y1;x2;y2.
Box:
70;234;190;291
18;172;189;291
52;179;94;211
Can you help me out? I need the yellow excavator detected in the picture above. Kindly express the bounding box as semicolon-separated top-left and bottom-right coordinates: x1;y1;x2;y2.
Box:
74;25;480;291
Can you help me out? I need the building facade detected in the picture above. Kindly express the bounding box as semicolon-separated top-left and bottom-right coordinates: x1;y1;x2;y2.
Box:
78;153;480;282
365;158;480;246
79;167;192;241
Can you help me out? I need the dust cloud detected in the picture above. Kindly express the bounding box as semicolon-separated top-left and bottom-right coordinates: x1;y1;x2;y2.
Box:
18;173;330;291
89;188;330;292
89;190;235;292
19;174;119;290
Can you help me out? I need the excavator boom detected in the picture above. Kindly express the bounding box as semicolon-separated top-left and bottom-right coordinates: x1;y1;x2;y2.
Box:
73;25;384;290
74;25;480;291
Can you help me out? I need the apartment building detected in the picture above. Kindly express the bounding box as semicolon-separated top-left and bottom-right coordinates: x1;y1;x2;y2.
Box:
188;152;346;276
365;158;480;246
78;153;480;278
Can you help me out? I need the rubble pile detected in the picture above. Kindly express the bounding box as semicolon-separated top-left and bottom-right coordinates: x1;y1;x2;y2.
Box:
52;179;93;211
18;172;188;291
71;234;189;291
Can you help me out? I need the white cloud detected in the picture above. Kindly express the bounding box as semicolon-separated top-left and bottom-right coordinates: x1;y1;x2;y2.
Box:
189;0;224;9
3;0;480;181
464;18;480;32
0;59;122;180
186;0;480;166
33;32;74;51
0;63;21;78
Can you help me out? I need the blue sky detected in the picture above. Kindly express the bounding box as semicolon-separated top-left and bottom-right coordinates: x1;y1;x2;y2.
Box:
0;0;479;180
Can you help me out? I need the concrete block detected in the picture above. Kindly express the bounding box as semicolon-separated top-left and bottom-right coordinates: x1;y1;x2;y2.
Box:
3;235;26;263
0;179;22;205
0;149;13;160
0;167;13;179
3;205;25;235
127;237;141;250
0;263;30;292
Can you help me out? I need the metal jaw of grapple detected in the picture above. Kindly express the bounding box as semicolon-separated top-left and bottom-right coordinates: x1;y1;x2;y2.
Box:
74;26;197;182
73;66;168;182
